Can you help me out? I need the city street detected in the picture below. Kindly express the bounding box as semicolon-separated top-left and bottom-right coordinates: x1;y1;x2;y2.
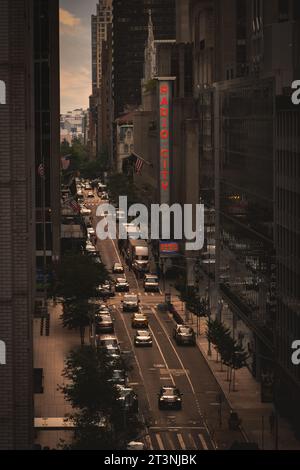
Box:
85;191;245;450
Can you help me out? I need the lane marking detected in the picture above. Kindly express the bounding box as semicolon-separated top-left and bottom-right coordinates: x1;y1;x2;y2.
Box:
188;433;198;450
177;433;186;450
198;433;208;450
155;433;164;451
151;306;215;449
145;435;153;450
165;433;175;450
148;325;175;386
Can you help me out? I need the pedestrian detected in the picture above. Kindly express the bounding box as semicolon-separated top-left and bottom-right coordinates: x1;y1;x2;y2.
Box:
269;411;275;435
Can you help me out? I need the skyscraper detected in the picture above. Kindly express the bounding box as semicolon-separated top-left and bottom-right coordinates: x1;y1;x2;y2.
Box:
0;0;60;449
0;0;35;449
112;0;176;118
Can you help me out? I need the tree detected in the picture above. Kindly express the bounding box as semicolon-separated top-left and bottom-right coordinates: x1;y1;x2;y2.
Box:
55;252;109;301
59;346;145;450
107;173;139;206
61;300;95;345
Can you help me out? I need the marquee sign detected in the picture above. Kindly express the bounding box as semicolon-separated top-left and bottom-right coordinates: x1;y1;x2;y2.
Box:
158;78;175;205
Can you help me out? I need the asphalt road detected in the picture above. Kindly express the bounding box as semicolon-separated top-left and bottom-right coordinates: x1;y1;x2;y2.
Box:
84;191;245;451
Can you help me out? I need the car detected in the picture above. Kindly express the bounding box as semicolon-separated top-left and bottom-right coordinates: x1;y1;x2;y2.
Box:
81;207;92;216
87;191;94;198
98;335;121;363
87;227;95;236
143;274;159;292
122;293;139;312
126;442;145;451
97;303;110;314
173;325;196;346
134;330;152;347
158;386;183;410
101;192;109;200
108;369;127;386
96;280;115;298
95;313;114;334
116;385;139;413
115;277;130;292
113;262;124;274
131;312;149;329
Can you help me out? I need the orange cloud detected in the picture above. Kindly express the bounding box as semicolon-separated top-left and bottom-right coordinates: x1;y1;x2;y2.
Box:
59;8;81;27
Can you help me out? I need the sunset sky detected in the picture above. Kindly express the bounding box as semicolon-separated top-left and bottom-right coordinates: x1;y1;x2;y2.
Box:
60;0;97;113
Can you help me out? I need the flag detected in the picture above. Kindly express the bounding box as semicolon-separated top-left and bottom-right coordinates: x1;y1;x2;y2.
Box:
37;163;45;178
135;156;144;174
61;155;71;170
67;197;81;214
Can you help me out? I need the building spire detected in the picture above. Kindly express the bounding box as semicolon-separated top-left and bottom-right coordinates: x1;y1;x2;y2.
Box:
144;9;157;80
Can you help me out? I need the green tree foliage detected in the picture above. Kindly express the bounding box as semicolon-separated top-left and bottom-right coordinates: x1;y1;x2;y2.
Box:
107;173;139;206
60;300;95;345
206;319;248;370
59;346;145;450
55;252;109;301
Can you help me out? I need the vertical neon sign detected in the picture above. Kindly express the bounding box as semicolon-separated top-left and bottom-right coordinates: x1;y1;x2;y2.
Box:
159;80;171;204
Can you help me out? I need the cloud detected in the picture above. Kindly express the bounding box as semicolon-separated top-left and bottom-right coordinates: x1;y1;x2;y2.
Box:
59;8;81;27
60;67;91;112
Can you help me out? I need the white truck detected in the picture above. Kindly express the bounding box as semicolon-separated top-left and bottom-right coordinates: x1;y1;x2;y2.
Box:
128;239;149;273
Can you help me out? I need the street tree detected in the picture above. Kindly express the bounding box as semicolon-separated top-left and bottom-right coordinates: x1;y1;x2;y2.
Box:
60;300;95;345
55;252;109;301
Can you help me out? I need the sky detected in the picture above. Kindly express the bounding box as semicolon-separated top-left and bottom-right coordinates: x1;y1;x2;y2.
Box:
60;0;97;113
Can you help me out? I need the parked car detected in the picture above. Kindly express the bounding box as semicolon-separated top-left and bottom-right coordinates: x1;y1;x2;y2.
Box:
158;386;182;410
95;313;114;334
131;312;149;329
96;280;115;299
173;325;196;346
134;330;152;347
98;335;120;363
122;294;139;312
115;277;129;292
116;385;138;413
143;274;159;292
113;262;124;274
108;369;127;386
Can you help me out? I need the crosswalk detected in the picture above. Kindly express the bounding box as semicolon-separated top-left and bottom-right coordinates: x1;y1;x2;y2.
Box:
145;430;211;451
115;292;161;297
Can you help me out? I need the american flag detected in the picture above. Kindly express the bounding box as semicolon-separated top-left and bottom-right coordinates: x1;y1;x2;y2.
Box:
135;156;144;174
37;163;45;178
68;198;81;214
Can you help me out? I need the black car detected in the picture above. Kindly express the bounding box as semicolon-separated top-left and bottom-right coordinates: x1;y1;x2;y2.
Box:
173;325;196;346
158;386;182;410
115;277;130;292
95;313;114;334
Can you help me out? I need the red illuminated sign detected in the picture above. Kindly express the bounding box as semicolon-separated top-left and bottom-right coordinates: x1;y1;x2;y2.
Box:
159;81;170;202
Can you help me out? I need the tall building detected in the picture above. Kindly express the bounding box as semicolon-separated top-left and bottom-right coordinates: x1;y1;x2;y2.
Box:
91;0;112;93
112;0;176;118
0;0;60;449
90;0;112;159
0;0;35;449
34;0;60;293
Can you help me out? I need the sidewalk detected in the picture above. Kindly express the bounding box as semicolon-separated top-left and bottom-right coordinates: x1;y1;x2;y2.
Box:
34;300;80;449
168;289;300;450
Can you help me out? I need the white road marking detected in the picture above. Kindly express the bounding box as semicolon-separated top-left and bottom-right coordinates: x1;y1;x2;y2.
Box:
155;433;165;450
148;326;175;386
166;434;175;450
145;435;153;450
188;433;197;449
198;433;208;450
177;433;186;450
